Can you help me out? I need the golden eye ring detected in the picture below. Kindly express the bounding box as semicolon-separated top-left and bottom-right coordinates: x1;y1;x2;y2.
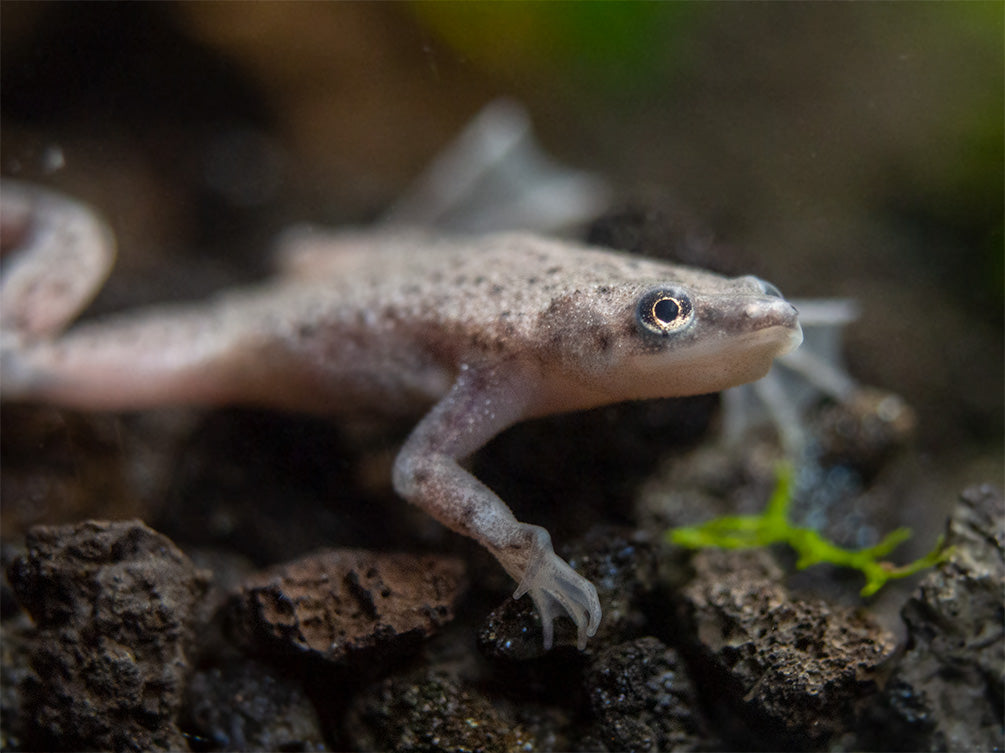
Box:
636;288;693;336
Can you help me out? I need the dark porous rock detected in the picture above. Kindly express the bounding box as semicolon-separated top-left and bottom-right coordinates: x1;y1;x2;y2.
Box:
182;658;327;752
479;527;664;660
677;548;896;749
1;618;33;751
812;388;917;478
580;636;710;752
2;541;34;751
345;669;533;753
228;548;465;667
872;484;1004;752
7;519;210;752
635;440;784;534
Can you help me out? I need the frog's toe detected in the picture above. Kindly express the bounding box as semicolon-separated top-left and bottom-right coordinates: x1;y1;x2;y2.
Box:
513;526;601;650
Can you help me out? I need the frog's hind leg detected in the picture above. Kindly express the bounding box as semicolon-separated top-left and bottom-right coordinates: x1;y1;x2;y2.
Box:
0;293;286;412
1;181;116;338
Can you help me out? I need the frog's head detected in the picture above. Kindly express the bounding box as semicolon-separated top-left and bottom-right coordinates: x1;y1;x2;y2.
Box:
615;273;802;400
534;266;802;408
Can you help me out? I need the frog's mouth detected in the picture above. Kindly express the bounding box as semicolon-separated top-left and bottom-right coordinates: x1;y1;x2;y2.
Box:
770;319;804;355
674;324;802;395
743;297;802;343
725;296;803;361
611;297;803;403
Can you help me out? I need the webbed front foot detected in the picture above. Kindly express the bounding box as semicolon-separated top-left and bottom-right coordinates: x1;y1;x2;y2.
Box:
508;524;601;650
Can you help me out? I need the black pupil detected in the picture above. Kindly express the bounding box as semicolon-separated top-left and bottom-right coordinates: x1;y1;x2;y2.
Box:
653;297;679;324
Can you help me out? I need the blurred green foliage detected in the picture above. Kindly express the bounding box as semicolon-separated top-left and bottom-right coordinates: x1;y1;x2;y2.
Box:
409;1;700;92
669;464;950;596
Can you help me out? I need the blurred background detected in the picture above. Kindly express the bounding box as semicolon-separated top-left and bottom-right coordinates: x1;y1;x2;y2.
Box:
2;2;1001;492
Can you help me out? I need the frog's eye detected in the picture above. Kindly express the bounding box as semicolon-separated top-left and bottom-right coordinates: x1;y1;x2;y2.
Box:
636;287;693;336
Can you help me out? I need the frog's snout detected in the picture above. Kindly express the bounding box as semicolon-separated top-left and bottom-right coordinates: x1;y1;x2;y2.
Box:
773;298;803;354
782;320;804;354
743;296;802;354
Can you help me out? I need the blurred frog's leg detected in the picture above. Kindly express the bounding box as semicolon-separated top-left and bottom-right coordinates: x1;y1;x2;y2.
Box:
1;180;116;338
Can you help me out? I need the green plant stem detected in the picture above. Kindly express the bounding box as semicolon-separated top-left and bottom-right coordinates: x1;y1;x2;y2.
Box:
667;463;949;596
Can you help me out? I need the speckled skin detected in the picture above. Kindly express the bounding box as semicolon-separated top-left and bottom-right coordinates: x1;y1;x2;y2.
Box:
1;183;802;649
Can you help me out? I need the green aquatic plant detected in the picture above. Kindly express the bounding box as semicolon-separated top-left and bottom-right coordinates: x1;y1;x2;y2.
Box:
668;463;949;596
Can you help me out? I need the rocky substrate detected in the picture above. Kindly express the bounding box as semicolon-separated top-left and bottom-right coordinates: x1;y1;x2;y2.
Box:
2;484;1001;752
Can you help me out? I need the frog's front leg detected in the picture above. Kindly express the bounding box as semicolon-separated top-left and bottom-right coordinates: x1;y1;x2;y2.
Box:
392;363;602;650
